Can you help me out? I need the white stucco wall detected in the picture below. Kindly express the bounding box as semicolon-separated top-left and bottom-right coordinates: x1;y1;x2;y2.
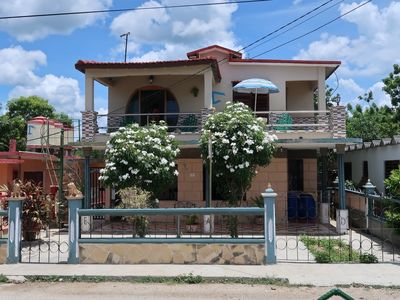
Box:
108;75;204;114
286;81;316;111
212;62;323;112
344;144;400;193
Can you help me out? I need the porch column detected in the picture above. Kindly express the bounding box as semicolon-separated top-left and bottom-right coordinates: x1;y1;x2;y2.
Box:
83;147;92;209
203;70;213;109
85;75;94;111
262;184;277;264
6;197;24;264
318;68;326;111
67;195;83;264
336;144;348;234
320;148;329;224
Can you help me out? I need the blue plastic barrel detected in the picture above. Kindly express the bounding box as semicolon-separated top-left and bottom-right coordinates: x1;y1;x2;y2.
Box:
299;194;316;220
288;193;298;220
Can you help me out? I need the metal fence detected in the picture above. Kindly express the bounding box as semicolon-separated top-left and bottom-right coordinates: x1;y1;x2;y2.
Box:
78;207;265;244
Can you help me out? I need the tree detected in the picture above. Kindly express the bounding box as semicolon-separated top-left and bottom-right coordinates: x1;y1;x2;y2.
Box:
99;122;180;198
6;96;55;121
346;97;400;142
382;64;400;117
200;103;276;237
200;102;276;205
0;96;73;151
313;85;341;110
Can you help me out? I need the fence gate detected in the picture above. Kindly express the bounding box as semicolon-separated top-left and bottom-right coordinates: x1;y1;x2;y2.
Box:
20;192;69;263
90;167;106;210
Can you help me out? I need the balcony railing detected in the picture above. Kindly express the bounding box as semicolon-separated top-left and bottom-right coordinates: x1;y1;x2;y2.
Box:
97;112;203;134
82;106;346;141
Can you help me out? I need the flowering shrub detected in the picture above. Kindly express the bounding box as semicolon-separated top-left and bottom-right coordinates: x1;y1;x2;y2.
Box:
116;187;153;237
200;102;276;205
99;122;180;195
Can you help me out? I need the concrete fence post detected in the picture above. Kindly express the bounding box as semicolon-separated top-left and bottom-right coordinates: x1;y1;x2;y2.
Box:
261;184;277;264
67;196;83;264
363;179;375;233
7;197;24;264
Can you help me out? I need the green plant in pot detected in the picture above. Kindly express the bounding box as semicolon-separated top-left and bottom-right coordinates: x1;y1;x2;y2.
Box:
20;181;48;241
186;215;199;233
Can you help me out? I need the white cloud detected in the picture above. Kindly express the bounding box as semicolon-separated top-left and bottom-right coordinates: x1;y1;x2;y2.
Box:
0;46;46;85
295;2;400;78
0;0;112;41
339;78;364;95
293;0;303;5
110;0;240;61
0;46;83;118
9;74;84;118
369;81;391;107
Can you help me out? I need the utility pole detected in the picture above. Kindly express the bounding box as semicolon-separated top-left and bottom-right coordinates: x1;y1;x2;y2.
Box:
120;32;130;62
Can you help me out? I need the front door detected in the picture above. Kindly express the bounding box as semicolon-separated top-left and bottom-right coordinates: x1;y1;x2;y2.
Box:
140;90;165;125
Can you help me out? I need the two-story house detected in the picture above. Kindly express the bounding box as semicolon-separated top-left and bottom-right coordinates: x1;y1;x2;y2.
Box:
75;45;360;224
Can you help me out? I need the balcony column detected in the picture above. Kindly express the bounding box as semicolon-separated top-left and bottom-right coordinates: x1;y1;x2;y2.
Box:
336;144;348;234
320;148;329;224
203;70;213;109
85;75;94;111
318;68;326;111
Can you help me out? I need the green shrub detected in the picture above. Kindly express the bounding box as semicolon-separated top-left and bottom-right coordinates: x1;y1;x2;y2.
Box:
384;210;400;234
314;252;332;263
359;253;378;263
384;165;400;198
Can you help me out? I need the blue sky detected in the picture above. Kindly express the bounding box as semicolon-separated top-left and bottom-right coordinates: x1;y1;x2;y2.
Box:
0;0;399;119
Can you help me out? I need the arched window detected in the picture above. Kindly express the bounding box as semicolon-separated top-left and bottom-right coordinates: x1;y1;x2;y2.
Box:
127;88;179;127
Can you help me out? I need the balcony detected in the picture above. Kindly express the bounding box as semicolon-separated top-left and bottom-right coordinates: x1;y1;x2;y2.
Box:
81;106;346;145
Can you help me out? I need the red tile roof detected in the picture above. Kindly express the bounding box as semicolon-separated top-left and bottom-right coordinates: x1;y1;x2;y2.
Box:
229;58;341;65
186;45;242;59
75;58;221;82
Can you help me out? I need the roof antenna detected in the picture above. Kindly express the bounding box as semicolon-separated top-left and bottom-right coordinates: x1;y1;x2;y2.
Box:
120;32;130;62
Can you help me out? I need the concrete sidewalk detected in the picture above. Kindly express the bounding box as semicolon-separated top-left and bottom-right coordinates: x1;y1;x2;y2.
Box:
0;263;399;287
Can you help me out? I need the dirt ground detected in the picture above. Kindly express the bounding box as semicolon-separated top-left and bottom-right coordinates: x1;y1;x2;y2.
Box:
1;282;400;300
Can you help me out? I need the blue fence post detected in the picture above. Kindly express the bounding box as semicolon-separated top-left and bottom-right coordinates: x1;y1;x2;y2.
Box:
262;184;277;264
67;195;83;264
363;179;375;233
7;197;24;264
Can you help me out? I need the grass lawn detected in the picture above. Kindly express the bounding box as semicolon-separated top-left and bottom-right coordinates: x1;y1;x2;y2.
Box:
300;236;377;263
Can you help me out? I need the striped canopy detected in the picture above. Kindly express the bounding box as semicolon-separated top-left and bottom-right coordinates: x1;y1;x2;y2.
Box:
233;78;279;94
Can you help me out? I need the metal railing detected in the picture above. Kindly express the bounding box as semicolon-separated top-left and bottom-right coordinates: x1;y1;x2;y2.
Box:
97;112;202;134
254;110;331;132
92;109;332;134
78;207;265;244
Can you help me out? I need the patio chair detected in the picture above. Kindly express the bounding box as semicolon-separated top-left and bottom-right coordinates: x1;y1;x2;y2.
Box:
176;114;200;133
274;113;293;131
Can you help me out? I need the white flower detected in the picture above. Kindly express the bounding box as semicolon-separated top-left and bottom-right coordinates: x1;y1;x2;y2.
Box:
160;158;168;165
169;161;175;167
174;170;179;176
223;155;229;160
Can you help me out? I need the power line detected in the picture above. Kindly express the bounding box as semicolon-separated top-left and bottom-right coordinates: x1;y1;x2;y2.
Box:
104;0;351;116
98;0;372;114
0;0;271;20
238;0;337;53
245;0;346;55
252;0;372;58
